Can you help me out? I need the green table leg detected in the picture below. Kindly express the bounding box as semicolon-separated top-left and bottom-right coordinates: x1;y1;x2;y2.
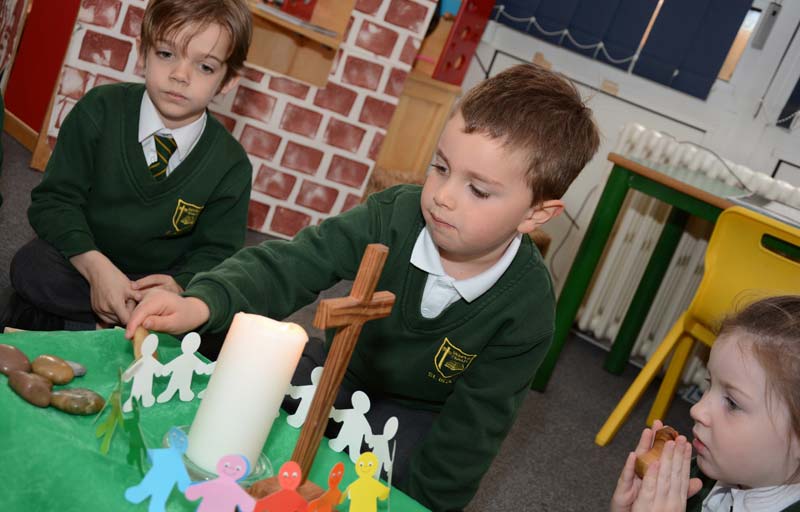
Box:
531;166;630;391
603;208;690;374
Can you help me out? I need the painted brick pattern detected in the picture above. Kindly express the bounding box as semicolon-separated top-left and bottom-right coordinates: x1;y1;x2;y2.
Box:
47;0;435;239
78;0;122;29
253;164;297;200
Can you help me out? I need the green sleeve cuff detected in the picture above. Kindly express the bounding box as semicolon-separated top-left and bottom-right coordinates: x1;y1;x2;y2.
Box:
182;278;233;333
57;231;97;259
173;272;193;290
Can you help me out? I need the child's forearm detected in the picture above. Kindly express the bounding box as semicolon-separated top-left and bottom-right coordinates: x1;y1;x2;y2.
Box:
70;250;113;284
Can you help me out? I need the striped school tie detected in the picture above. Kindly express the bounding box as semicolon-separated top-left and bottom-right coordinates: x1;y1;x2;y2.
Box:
149;134;177;180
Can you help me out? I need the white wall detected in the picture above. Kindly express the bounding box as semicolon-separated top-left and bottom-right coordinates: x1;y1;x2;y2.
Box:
464;1;800;290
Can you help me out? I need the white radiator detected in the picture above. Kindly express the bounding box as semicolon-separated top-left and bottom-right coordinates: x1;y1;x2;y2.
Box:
574;122;783;389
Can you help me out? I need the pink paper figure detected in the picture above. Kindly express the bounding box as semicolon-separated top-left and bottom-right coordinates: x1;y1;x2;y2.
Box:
125;427;192;512
184;454;256;512
342;452;389;512
253;461;307;512
306;461;345;512
365;416;398;479
157;332;214;403
328;390;372;462
286;366;323;428
123;334;166;412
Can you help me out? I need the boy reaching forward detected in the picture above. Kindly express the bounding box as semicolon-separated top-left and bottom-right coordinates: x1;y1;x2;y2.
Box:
127;64;600;510
2;0;253;331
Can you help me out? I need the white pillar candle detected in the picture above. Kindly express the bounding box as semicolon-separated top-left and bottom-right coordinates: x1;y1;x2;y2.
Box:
186;312;308;472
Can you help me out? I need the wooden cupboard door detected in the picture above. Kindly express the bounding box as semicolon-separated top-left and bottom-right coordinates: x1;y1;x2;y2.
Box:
375;71;461;181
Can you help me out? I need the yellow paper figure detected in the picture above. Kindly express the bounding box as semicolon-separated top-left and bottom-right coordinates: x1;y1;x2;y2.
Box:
342;452;389;512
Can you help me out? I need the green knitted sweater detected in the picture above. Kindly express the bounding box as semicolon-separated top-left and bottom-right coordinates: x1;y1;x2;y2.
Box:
28;83;251;288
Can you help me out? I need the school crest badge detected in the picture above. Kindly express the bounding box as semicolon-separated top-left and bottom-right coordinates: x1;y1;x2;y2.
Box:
171;199;203;233
434;338;476;380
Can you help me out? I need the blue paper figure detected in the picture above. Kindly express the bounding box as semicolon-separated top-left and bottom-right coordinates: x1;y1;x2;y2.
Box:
125;427;192;512
184;454;256;512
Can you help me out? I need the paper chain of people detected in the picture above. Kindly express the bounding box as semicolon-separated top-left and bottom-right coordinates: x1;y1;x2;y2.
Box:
121;333;398;512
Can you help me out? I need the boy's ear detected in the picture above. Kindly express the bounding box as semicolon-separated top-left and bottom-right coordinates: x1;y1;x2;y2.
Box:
135;37;146;70
218;75;240;96
517;199;564;234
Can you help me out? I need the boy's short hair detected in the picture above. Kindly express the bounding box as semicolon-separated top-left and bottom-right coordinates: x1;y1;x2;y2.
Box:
140;0;252;85
458;64;600;203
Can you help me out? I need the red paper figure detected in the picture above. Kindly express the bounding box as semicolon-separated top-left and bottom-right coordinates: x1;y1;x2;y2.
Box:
306;462;345;512
254;461;308;512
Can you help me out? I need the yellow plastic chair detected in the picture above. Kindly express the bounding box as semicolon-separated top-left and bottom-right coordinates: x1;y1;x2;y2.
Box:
595;206;800;446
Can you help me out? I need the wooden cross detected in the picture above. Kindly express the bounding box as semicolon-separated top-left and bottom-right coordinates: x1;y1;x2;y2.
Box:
249;243;395;499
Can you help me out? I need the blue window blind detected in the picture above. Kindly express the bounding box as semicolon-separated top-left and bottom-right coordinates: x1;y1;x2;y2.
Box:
635;0;751;98
495;0;751;100
561;1;622;58
597;0;659;70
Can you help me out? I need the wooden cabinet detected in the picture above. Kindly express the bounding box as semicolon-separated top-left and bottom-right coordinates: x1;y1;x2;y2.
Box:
371;15;462;187
374;70;461;182
246;0;355;87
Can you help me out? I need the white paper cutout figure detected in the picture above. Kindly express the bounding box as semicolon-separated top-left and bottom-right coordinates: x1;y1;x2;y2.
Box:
329;390;372;462
122;334;166;412
197;361;216;399
157;332;215;403
365;416;398;478
286;366;323;428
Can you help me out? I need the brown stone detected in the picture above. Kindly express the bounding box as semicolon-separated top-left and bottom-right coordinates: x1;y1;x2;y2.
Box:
0;344;31;375
8;371;52;407
51;388;105;415
32;354;74;385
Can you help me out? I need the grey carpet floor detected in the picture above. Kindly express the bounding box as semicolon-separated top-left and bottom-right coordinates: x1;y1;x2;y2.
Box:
0;131;695;510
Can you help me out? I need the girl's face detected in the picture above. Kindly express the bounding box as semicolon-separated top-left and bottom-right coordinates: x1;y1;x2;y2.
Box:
690;335;800;488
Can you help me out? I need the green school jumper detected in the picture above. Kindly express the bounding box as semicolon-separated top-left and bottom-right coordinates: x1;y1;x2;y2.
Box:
28;83;251;288
185;185;556;510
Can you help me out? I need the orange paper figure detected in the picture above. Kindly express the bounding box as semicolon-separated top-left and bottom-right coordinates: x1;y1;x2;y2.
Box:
254;461;307;512
342;452;389;512
307;462;345;512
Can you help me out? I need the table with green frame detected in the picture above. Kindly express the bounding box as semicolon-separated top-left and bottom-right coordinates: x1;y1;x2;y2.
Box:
531;152;740;391
0;329;430;512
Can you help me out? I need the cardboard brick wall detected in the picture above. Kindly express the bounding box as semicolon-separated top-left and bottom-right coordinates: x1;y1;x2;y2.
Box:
47;0;435;238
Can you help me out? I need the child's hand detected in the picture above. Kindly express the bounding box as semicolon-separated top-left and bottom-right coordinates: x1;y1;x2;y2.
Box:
71;251;142;325
631;438;693;512
132;274;184;294
124;289;210;337
611;420;703;512
611;419;663;512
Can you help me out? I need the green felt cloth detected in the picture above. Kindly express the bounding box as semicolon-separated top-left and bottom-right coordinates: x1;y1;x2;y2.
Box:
0;329;428;511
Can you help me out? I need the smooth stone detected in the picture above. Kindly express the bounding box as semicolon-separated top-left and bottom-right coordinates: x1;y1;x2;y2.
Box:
8;371;52;407
0;344;31;375
50;388;105;415
32;354;74;385
65;360;87;377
